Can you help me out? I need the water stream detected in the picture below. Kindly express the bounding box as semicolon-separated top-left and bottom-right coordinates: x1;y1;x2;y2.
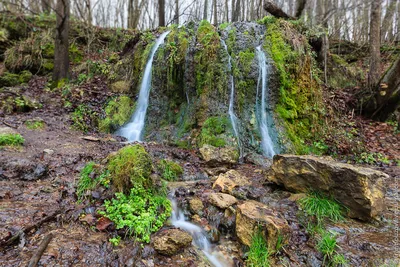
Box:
117;31;170;142
256;46;276;158
170;197;229;267
221;40;242;158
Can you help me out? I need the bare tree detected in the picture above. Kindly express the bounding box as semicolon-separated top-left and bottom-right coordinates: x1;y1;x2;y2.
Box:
381;0;397;42
159;0;165;26
368;0;382;87
41;0;52;13
53;0;70;82
213;0;217;25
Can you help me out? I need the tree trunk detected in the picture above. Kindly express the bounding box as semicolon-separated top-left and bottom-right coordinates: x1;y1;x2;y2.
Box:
364;57;400;121
213;0;218;25
174;0;179;24
203;0;208;20
158;0;165;27
53;0;70;82
41;0;51;13
232;0;240;21
295;0;307;18
264;1;295;19
381;0;397;42
368;0;382;88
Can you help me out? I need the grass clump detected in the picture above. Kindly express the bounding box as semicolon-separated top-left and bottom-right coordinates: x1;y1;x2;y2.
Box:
317;231;348;266
246;230;271;267
76;162;110;200
107;145;153;192
298;191;344;225
25;119;45;130
158;159;183;181
198;116;231;148
0;133;24;147
99;184;171;243
99;96;135;133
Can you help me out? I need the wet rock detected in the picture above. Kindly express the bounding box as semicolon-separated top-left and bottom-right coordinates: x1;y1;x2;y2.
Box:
142;245;155;258
235;200;290;249
153;229;192;256
199;145;239;166
189;197;204;216
0;158;47;180
213;170;250;195
268;154;387;220
208;193;238;209
206;226;220;243
204;167;228;177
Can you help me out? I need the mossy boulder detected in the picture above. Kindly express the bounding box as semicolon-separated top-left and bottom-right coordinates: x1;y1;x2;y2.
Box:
108;145;153;192
99;96;135;133
110;81;130;93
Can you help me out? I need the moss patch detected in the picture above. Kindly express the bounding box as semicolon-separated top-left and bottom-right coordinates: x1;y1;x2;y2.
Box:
157;159;183;181
0;133;24;147
99;96;135;133
25;119;45;130
108;145;153;192
198;116;231;147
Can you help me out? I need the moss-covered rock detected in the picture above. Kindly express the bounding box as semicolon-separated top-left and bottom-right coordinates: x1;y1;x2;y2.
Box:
108;145;153;192
110;81;130;93
198;116;231;148
157;159;183;181
99;96;135;133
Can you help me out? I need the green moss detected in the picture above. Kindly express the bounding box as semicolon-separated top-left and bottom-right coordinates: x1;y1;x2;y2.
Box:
198;116;231;147
99;96;135;133
262;19;323;153
108;145;153;192
238;49;255;74
157;159;183;181
0;133;24;147
0;28;9;42
0;72;19;87
19;71;32;83
69;43;84;64
25;119;45;130
110;81;130;93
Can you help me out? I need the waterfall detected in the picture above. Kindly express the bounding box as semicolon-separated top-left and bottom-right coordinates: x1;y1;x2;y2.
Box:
256;46;276;158
117;31;170;142
170;197;229;267
221;40;242;158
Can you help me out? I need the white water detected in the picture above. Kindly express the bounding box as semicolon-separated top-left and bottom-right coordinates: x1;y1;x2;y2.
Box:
170;198;228;267
117;31;170;141
256;46;276;158
221;40;242;158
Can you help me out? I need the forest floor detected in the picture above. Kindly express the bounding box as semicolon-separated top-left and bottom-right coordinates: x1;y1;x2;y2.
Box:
0;76;399;266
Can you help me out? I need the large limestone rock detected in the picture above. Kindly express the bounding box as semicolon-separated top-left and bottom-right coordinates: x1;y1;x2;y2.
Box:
268;154;387;220
236;201;290;249
189;197;204;216
153;229;192;256
208;193;238;209
212;170;250;195
199;145;239;165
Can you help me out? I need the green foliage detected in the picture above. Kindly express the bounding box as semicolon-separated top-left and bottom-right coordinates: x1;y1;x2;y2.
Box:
71;104;96;132
99;184;171;243
108;145;153;192
77;162;110;200
219;22;230;30
109;236;121;246
355;152;390;165
317;231;348;266
157;159;183;181
0;133;24;147
25;119;45;130
198;116;231;147
0;71;32;87
238;49;255;74
99;96;135;133
298;192;344;225
262;19;323;153
246;229;271;267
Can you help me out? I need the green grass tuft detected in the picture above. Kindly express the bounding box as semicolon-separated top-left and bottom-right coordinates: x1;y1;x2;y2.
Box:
77;162;110;200
0;133;24;147
317;231;348;266
157;159;183;181
246;230;271;267
25;119;45;130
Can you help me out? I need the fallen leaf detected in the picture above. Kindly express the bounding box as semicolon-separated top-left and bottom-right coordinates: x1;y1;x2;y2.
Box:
96;217;112;231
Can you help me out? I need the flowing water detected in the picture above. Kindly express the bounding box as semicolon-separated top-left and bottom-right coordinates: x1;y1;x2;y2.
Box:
221;40;242;158
117;31;170;142
256;46;276;158
170;197;229;267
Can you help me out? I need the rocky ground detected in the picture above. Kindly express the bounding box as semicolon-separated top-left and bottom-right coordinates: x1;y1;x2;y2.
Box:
0;76;399;267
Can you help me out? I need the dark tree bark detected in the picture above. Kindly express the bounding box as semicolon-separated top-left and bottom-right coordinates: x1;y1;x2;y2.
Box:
364;57;400;121
381;0;397;42
264;1;295;19
203;0;208;20
174;0;179;24
41;0;51;13
158;0;165;27
53;0;70;82
295;0;307;18
368;0;382;88
213;0;217;25
232;0;240;21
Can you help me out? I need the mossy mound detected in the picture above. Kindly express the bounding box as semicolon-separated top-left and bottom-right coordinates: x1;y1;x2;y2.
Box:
108;145;153;192
0;71;32;87
157;159;183;181
99;96;135;133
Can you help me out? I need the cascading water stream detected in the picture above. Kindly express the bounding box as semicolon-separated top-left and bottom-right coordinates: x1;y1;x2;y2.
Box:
117;31;170;142
221;40;242;158
170;197;229;267
256;46;276;158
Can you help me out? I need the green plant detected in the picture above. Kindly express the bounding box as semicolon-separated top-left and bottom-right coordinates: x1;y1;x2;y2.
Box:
355;152;390;165
77;162;110;200
298;192;344;225
25;119;45;130
99;96;135;133
246;229;271;267
331;253;348;267
71;104;96;132
317;231;347;266
158;159;183;181
99;185;171;243
109;236;121;246
198;116;231;147
0;133;24;147
107;145;153;192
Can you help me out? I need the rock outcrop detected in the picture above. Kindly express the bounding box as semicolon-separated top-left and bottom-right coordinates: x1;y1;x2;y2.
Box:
236;200;290;249
212;170;250;195
208;193;238;209
199;145;239;166
268;154;387;220
153;229;192;256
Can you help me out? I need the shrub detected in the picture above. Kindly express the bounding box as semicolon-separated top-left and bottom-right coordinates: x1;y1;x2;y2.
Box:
157;159;183;181
0;133;24;147
99;184;171;243
108;145;153;192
